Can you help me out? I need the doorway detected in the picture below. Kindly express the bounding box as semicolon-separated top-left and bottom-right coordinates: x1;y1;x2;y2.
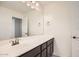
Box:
12;17;22;38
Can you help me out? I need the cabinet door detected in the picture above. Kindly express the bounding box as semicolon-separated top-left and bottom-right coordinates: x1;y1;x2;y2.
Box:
35;54;40;57
50;44;53;56
47;39;51;46
42;49;46;57
47;39;53;45
47;46;50;57
52;39;54;54
42;42;46;50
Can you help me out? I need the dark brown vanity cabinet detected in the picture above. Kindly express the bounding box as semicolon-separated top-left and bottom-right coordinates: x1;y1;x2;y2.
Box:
41;42;47;57
47;39;54;57
41;49;47;57
19;38;54;57
19;45;41;57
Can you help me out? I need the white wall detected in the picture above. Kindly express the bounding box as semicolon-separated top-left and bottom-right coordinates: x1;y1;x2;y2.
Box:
0;6;27;40
69;2;79;56
28;10;44;36
28;2;72;57
43;2;72;57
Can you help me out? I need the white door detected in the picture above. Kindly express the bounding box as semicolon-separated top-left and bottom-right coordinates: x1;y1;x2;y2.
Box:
71;2;79;57
72;19;79;57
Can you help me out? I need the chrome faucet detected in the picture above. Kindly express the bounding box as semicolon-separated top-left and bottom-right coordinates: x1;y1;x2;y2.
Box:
10;39;19;46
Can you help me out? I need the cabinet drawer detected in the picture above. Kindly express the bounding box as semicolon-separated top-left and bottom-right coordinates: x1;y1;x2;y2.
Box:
41;42;46;50
20;46;41;57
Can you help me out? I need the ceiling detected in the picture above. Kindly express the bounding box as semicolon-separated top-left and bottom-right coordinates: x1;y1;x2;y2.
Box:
0;1;34;13
0;1;79;13
0;1;54;13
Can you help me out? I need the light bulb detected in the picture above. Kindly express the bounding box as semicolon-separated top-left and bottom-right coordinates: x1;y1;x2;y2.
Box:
36;3;39;6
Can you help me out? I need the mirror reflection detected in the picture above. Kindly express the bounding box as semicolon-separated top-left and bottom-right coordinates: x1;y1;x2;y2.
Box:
0;1;44;40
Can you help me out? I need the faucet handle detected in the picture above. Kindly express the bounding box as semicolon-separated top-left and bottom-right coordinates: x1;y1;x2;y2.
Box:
9;40;15;46
15;39;19;44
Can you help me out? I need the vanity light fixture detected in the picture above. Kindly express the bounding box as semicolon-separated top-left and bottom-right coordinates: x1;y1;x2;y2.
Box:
22;1;40;10
38;22;41;26
47;21;50;26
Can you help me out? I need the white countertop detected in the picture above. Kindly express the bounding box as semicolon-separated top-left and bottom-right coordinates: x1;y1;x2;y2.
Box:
0;34;53;57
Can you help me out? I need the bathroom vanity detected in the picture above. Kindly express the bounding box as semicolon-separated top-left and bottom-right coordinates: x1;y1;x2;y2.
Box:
0;34;54;57
19;38;54;57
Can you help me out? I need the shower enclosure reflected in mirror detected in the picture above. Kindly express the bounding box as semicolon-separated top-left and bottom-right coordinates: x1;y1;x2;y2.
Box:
12;17;22;38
